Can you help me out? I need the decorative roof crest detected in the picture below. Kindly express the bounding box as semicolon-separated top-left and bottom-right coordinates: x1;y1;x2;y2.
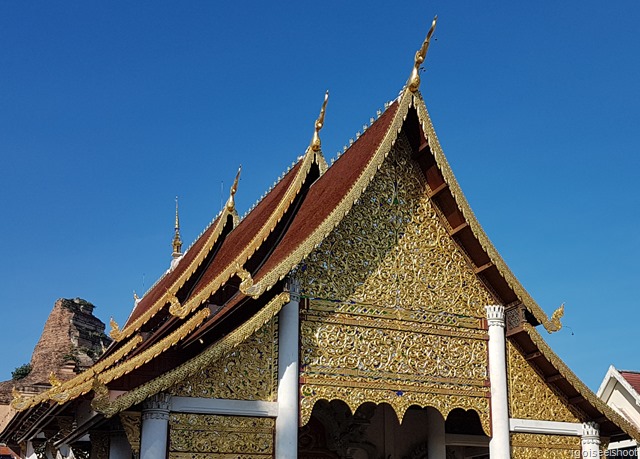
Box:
172;196;183;259
310;90;329;152
49;371;62;388
109;317;122;341
408;15;437;93
225;166;242;212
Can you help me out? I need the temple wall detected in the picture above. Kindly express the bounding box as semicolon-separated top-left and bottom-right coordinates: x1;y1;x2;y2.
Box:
296;136;494;430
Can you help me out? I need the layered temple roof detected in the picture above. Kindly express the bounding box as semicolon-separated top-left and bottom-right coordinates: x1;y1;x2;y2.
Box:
2;18;639;447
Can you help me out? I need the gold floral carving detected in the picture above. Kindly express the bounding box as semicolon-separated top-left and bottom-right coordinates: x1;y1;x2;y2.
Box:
301;319;487;383
119;411;141;454
297;140;492;434
300;384;489;435
169;413;274;457
507;340;579;422
243;96;410;299
169;317;278;401
298;136;494;317
95;293;290;418
510;433;580;459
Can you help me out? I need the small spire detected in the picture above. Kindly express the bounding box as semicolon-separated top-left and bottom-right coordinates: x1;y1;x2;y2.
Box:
310;90;329;152
172;196;182;259
225;166;242;212
408;15;438;93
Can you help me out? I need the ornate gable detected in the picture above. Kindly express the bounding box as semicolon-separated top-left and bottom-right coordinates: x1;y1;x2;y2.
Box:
297;132;494;432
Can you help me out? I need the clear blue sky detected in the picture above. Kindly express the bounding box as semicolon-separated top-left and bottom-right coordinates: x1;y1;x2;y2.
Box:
1;2;638;392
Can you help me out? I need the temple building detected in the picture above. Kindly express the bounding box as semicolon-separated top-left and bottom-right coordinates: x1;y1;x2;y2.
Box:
598;366;640;456
1;17;638;459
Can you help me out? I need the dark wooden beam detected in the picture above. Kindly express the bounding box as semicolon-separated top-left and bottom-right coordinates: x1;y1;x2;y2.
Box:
450;222;469;236
474;262;493;274
545;373;564;383
524;351;542;361
569;395;585;404
427;182;448;198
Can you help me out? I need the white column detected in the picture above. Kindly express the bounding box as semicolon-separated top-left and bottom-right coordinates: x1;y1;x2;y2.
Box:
276;280;300;459
426;407;446;459
486;305;511;459
140;393;171;459
581;422;600;458
109;431;133;459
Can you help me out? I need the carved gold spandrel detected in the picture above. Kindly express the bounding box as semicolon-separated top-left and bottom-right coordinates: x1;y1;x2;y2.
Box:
119;411;141;454
297;135;494;318
96;293;289;417
507;340;580;422
169;414;274;456
169;317;278;401
511;433;580;459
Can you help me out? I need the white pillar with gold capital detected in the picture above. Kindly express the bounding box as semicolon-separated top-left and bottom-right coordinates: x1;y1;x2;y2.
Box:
486;305;511;459
140;393;171;459
276;279;300;459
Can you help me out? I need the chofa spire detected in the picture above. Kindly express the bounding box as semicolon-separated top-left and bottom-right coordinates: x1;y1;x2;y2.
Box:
172;196;183;259
310;90;329;152
408;15;437;93
225;166;242;212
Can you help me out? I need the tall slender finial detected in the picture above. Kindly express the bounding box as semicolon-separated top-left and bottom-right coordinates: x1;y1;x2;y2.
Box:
408;15;438;93
311;90;329;152
225;166;242;212
172;196;182;259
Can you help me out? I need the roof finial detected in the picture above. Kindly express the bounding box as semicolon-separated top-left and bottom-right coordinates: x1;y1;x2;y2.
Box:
408;15;437;93
172;196;182;259
225;166;242;212
311;90;329;152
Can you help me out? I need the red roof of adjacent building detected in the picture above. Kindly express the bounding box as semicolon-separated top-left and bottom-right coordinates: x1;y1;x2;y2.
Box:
620;371;640;395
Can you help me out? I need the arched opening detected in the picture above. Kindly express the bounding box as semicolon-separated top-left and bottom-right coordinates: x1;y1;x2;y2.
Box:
299;401;489;458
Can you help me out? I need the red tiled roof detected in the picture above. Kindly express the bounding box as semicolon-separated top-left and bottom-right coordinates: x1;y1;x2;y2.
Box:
620;371;640;396
125;212;225;326
189;161;302;298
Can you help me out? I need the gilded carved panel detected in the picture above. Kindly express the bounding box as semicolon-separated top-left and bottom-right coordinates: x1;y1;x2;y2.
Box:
297;137;492;432
507;341;580;422
298;136;495;317
169;413;274;458
168;317;277;401
511;433;580;459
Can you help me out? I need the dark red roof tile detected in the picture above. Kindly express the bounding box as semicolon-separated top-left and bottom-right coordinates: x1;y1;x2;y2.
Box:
620;371;640;395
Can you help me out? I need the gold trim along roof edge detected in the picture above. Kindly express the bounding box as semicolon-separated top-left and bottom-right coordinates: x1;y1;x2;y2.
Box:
11;333;144;411
523;323;640;442
167;143;321;319
412;91;563;333
93;292;291;417
243;91;411;297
